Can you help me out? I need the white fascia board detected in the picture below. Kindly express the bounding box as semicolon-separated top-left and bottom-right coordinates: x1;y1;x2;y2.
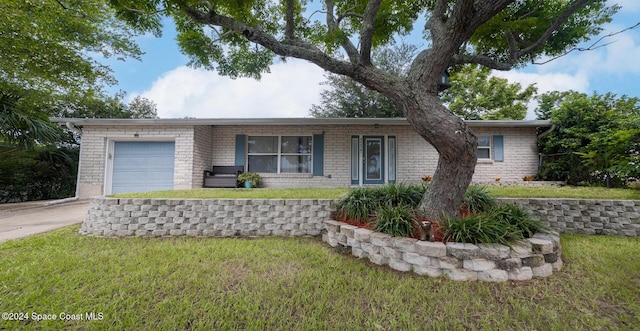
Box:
50;117;551;128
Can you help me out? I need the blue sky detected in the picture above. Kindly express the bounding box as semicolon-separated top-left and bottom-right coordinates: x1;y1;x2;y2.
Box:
104;1;640;119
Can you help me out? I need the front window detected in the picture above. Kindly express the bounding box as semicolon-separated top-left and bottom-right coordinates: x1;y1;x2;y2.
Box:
248;136;312;173
478;136;491;159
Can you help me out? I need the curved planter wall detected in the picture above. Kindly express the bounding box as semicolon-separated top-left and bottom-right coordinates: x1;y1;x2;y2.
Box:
323;220;562;282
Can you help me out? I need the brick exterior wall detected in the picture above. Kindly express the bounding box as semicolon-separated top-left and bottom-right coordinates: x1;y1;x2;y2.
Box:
472;127;539;182
210;125;539;187
76;124;541;197
192;126;213;188
77;125;197;198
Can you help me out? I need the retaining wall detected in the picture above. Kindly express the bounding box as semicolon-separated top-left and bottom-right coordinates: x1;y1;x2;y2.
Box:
500;198;640;237
81;197;333;238
323;220;562;282
83;197;640;238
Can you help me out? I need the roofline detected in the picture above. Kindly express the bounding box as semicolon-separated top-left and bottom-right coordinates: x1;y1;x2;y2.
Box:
51;117;552;128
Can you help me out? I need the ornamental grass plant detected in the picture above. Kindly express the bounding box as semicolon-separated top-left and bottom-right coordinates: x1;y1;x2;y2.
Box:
373;204;416;237
440;213;524;246
490;202;550;238
462;184;497;213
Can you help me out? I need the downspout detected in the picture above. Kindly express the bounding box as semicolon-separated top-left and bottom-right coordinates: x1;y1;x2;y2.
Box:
537;124;556;139
45;122;83;206
537;124;556;167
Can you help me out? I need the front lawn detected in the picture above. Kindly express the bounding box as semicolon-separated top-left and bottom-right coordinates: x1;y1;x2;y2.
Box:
486;185;640;200
1;226;638;330
111;185;640;200
110;187;349;199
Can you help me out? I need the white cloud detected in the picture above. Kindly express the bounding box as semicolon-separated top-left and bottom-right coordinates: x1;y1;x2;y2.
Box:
138;59;326;118
491;70;590;119
491;70;590;94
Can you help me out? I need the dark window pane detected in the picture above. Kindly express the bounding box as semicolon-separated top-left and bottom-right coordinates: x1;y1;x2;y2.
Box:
248;155;277;173
280;155;311;173
478;148;490;159
478;136;491;147
248;136;278;153
281;136;312;154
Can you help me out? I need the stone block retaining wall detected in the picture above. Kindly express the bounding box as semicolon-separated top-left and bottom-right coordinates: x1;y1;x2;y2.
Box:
83;197;640;238
323;220;562;282
81;197;333;237
500;198;640;237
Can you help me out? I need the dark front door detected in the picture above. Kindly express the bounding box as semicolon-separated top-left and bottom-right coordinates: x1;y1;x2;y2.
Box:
362;136;384;184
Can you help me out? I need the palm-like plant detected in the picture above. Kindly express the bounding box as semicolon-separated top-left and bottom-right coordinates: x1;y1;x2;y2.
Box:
0;92;62;149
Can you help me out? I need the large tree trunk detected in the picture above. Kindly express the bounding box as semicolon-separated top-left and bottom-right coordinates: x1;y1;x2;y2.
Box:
357;66;478;221
402;93;478;221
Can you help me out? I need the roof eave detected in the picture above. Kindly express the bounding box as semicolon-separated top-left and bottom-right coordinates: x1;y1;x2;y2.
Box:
50;117;552;128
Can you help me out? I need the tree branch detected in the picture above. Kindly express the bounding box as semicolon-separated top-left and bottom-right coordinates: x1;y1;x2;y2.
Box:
534;21;640;65
359;0;382;66
336;11;364;26
54;0;86;18
433;0;448;19
518;0;543;20
285;0;295;41
514;0;592;59
325;0;360;63
451;54;514;70
178;1;358;76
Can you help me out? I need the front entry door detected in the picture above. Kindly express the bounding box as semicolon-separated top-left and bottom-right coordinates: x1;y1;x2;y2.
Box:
363;136;384;184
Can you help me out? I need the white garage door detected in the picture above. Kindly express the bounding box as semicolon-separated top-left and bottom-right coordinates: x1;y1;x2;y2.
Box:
111;142;175;194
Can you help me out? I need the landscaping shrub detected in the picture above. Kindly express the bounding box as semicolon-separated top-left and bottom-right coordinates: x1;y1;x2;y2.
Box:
373;204;416;237
440;213;524;245
336;184;548;244
463;185;497;213
490;203;549;238
0;146;78;202
335;187;379;224
335;184;426;224
377;183;425;208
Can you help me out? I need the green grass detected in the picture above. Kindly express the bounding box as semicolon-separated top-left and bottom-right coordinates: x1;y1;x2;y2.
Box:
486;185;640;200
111;185;640;200
111;187;349;199
1;226;639;330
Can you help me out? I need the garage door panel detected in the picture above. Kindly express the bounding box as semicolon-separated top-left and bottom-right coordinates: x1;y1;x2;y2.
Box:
112;142;175;194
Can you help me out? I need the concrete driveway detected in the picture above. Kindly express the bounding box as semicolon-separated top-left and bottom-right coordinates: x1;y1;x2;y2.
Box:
0;200;89;243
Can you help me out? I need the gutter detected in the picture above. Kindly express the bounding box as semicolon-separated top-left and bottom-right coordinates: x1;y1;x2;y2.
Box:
537;124;556;138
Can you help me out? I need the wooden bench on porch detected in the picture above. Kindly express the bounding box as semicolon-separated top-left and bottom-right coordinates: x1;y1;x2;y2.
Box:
203;166;244;188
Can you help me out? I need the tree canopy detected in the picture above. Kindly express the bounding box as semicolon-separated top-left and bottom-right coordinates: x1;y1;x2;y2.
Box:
0;0;143;100
441;65;537;120
106;0;618;219
537;91;640;187
310;44;415;118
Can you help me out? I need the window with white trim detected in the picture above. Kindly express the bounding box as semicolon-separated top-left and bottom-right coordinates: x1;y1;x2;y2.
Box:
477;136;491;159
247;136;312;173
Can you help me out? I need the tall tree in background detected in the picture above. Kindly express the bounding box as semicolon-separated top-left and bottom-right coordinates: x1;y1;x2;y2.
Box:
0;1;155;202
441;65;537;120
310;44;416;118
537;91;640;187
55;91;158;120
109;0;617;220
0;0;142;102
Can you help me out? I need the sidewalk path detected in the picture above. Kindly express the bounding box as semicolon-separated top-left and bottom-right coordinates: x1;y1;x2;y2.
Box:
0;200;89;242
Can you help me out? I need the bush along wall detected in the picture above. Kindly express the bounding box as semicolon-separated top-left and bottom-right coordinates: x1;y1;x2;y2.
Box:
0;146;78;202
